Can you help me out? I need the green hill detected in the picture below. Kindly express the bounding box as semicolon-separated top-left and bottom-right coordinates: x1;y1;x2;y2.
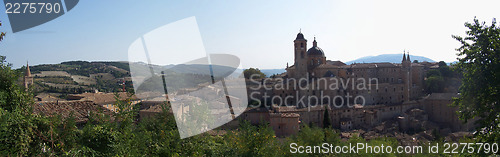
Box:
20;61;132;95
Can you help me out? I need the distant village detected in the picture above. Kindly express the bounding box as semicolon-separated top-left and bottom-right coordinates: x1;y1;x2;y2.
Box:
22;32;473;144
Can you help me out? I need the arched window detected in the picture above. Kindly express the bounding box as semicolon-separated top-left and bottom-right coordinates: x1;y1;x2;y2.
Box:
301;52;304;58
300;43;304;48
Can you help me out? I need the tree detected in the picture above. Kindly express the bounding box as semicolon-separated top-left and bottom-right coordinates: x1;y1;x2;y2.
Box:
452;17;500;143
323;107;331;128
243;68;266;79
426;69;442;78
425;69;443;93
0;21;41;156
438;61;447;67
438;62;453;78
425;61;459;93
0;22;4;41
425;75;444;93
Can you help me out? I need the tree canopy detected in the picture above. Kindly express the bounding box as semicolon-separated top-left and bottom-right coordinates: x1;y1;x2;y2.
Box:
452;17;500;143
243;68;266;79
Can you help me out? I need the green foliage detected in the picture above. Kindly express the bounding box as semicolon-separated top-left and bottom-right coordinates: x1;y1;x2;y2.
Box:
452;17;500;143
426;75;445;93
37;76;77;84
27;61;134;93
323;107;331;128
0;57;33;111
0;59;38;155
95;61;131;71
224;121;284;156
243;68;266;79
438;61;447;67
293;125;325;146
0;22;5;42
426;69;442;78
425;62;460;93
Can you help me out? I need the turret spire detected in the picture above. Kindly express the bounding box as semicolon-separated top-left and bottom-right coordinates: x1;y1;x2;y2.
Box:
407;51;411;61
313;36;317;47
402;50;406;62
25;61;31;77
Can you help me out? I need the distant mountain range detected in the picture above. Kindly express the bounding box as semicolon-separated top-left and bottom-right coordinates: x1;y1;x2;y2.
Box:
260;69;286;77
345;54;435;64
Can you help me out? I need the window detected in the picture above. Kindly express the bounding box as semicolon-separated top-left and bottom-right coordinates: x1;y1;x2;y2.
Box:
300;43;304;48
301;52;304;58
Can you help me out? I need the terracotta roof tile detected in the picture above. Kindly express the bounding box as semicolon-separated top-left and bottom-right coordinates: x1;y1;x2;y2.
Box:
71;92;137;105
32;101;112;123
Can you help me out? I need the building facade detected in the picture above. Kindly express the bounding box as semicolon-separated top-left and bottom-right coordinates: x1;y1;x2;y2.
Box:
271;32;426;107
243;32;469;135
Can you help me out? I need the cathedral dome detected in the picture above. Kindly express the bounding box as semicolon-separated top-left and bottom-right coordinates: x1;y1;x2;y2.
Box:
307;46;324;56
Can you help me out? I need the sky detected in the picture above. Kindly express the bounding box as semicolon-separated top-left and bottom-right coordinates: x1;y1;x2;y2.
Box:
0;0;499;69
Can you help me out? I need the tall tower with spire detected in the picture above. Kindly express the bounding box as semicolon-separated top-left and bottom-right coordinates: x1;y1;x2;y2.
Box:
401;51;412;102
294;31;308;79
24;62;33;89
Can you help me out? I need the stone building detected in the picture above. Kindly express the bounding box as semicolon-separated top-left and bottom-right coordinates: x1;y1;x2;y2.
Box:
242;107;271;125
272;105;324;127
270;112;300;137
328;102;422;130
262;32;427;108
422;93;476;132
242;32;470;135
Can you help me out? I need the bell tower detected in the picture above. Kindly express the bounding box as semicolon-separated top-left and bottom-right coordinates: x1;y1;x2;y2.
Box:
401;51;412;102
24;62;33;89
294;30;307;79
